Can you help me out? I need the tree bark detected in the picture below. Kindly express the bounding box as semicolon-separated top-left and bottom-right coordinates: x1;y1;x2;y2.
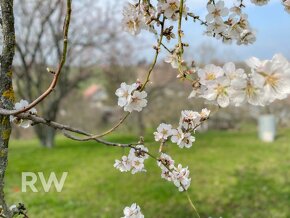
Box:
34;125;56;148
0;0;15;217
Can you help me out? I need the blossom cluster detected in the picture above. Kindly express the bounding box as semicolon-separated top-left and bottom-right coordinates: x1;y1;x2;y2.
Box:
122;0;262;46
116;82;147;112
157;0;188;21
114;145;149;174
10;100;37;128
154;108;210;148
157;153;191;191
205;1;255;45
122;203;144;218
122;0;189;36
189;54;290;107
122;2;156;35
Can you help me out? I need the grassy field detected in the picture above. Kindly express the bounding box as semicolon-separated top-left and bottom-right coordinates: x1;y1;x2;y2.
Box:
5;128;290;218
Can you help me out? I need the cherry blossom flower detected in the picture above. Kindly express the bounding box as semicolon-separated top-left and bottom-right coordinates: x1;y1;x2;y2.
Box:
158;0;187;20
165;53;179;69
200;108;211;120
246;54;290;103
178;132;195;148
157;154;191;192
198;64;224;85
179;110;201;130
206;1;229;22
206;17;227;35
171;128;184;145
114;145;149;174
237;29;256;45
230;77;265;106
10;100;37;128
154;123;173;141
223;62;246;81
254;64;290;102
122;203;144;218
131;157;146;174
157;153;175;171
114;156;132;172
129;144;149;160
116;82;139;107
125;91;147;112
173;164;191;191
202;76;231;108
116;82;147;112
160;0;179;19
122;3;144;35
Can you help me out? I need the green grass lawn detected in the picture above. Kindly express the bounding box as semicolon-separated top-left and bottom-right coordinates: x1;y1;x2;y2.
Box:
5;128;290;218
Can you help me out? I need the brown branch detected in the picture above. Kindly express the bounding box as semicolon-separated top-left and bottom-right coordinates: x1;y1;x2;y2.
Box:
16;113;135;148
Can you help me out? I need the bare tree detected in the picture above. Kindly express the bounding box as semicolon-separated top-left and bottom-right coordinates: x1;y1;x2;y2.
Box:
13;0;122;147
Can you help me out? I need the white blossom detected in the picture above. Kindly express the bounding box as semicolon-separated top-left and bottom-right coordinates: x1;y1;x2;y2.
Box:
116;82;139;107
122;203;144;218
158;0;187;20
201;76;231;108
223;62;246;81
165;53;179;69
206;17;227;35
157;154;191;192
230;77;264;106
154;123;173;141
171;128;184;145
178;132;195;148
10;100;37;128
125;90;148;112
179;110;201;130
114;156;132;172
114;145;149;174
122;3;144;35
131;157;146;174
173;164;191;191
206;1;229;22
116;82;147;112
198;64;224;86
200;108;211;119
157;153;175;171
159;0;179;20
237;29;256;45
246;54;290;103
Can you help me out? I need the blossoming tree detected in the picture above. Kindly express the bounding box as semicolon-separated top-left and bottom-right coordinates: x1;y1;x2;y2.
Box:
0;0;290;217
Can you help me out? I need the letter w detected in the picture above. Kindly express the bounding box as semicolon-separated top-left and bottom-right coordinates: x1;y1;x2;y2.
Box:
38;172;68;192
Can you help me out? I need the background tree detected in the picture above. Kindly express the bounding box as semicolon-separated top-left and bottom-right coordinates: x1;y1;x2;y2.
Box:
13;0;123;147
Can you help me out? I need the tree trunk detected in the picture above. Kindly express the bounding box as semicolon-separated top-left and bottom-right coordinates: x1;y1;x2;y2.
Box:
34;100;59;148
34;125;57;148
0;0;15;216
